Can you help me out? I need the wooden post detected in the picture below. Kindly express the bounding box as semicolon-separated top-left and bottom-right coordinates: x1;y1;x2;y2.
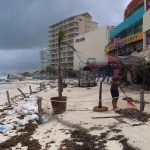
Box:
29;85;32;95
37;97;42;124
17;88;26;98
40;83;42;91
140;89;145;112
98;81;102;108
6;91;11;107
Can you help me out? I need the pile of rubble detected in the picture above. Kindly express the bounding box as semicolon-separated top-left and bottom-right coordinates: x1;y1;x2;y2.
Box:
115;108;150;122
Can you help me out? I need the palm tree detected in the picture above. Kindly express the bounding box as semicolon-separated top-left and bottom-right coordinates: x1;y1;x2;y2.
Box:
58;30;66;97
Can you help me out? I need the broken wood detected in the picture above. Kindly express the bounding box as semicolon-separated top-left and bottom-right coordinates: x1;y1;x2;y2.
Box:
17;88;26;98
6;91;11;107
37;97;42;124
40;83;45;91
92;116;122;119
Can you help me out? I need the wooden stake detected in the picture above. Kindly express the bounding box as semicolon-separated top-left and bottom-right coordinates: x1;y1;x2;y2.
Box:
140;89;145;112
29;85;32;95
6;91;11;107
37;97;42;124
98;82;102;108
17;88;26;98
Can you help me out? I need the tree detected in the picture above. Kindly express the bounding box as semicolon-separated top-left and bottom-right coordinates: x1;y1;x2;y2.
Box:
58;30;66;97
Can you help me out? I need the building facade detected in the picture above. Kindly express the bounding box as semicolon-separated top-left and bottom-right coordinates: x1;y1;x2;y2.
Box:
73;26;113;70
40;48;48;70
105;0;144;56
48;12;98;71
143;0;150;50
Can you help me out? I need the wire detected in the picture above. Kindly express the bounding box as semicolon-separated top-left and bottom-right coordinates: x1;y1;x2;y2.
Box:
60;42;86;65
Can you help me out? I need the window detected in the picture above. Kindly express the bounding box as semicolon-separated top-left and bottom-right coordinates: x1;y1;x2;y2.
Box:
76;37;85;43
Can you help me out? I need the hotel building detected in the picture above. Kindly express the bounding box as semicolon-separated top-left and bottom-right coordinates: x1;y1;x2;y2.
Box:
48;12;98;71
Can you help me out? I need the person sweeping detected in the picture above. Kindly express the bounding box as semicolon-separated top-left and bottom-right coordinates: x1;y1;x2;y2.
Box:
110;76;120;110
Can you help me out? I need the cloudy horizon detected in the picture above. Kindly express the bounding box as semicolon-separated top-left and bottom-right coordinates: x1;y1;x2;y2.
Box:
0;0;131;73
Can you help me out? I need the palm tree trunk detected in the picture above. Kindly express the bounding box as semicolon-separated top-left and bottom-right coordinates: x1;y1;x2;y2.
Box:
58;41;62;97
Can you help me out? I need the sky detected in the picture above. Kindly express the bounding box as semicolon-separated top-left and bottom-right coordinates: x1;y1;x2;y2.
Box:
0;0;131;73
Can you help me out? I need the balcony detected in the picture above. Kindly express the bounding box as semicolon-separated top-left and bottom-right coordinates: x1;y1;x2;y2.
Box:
110;6;144;38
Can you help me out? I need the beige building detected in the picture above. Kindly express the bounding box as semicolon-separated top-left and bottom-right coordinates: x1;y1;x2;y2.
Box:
48;12;98;70
73;26;113;70
141;1;150;61
143;9;150;49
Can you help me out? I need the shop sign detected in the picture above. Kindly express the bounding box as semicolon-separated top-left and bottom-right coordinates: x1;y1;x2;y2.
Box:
104;44;115;54
122;32;143;45
104;32;143;54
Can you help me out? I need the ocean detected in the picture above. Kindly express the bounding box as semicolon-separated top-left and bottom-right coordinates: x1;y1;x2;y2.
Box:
0;73;7;80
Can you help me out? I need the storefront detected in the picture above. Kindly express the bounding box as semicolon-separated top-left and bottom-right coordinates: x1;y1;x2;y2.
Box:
105;32;143;56
146;30;150;48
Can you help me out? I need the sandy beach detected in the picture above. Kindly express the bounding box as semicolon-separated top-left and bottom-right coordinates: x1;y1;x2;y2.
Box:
0;80;150;150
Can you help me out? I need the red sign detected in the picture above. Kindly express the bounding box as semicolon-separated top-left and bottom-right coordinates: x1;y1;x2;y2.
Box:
108;57;118;63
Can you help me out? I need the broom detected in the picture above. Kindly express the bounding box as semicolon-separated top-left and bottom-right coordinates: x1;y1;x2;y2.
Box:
119;85;137;109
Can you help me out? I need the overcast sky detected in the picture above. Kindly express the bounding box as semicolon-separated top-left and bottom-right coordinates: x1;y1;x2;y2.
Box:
0;0;131;73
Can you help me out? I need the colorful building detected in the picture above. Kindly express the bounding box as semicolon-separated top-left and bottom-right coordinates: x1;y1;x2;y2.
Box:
105;0;144;56
143;0;150;53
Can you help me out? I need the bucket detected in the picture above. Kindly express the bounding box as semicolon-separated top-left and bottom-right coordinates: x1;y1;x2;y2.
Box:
51;96;67;114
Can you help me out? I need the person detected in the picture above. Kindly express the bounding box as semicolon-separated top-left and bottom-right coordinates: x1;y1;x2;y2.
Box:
110;76;120;109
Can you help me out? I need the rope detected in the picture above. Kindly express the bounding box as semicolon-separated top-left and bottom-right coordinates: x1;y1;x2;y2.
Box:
42;94;133;103
42;93;150;104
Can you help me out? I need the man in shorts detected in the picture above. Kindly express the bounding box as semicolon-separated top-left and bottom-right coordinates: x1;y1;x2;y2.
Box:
110;76;119;109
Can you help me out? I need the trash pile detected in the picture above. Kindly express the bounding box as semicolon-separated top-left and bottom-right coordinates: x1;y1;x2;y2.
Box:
0;95;39;134
0;122;41;150
115;108;150;122
15;97;38;115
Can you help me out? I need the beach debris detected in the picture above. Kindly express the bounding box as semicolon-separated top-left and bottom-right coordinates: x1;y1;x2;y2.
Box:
115;108;150;122
121;118;144;126
17;119;29;126
15;99;38;115
24;114;39;122
7;73;25;81
59;128;137;150
69;79;78;85
29;85;32;95
6;91;12;107
17;88;27;98
59;129;107;150
0;124;13;133
0;122;41;150
41;114;49;124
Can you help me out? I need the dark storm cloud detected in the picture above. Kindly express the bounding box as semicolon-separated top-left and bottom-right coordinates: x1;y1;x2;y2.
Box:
0;0;131;73
0;0;131;49
0;49;40;73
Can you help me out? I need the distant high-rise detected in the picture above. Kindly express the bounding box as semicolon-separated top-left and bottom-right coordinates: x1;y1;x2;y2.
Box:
48;12;98;70
40;48;48;70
